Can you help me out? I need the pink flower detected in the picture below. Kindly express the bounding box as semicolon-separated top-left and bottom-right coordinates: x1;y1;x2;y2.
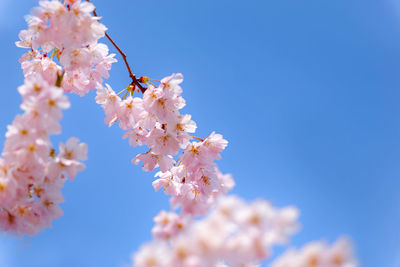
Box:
59;137;88;162
123;127;148;147
34;190;64;228
160;73;184;96
48;138;87;180
118;96;145;130
5;114;38;147
147;127;180;156
34;85;70;119
3;137;49;170
0;176;17;208
143;86;177;123
21;57;61;87
133;152;173;173
15;29;34;49
181;141;204;169
152;210;188;240
201;132;228;161
167;114;197;148
96;84;121;126
132;242;169;267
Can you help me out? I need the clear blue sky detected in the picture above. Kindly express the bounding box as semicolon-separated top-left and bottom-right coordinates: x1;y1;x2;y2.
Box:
0;0;399;266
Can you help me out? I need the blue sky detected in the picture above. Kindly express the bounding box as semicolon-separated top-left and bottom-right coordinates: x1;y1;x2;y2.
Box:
0;0;399;266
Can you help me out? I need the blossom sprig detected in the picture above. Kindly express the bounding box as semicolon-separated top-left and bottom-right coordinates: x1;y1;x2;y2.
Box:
0;74;87;235
7;0;113;234
132;196;300;267
96;73;234;216
17;0;117;96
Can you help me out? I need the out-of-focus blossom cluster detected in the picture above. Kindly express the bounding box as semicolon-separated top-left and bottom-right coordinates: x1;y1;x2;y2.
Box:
152;210;189;240
16;0;116;96
132;196;300;267
270;238;358;267
96;74;235;216
0;74;87;235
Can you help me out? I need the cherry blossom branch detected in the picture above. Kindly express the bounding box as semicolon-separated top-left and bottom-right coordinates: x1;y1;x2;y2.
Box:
10;3;360;266
86;0;147;94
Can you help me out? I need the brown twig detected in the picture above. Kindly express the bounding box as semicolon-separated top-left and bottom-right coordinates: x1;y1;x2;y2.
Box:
86;0;146;93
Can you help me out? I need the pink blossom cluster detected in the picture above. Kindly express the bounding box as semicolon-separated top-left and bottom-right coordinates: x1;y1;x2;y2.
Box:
132;196;300;267
0;74;87;235
16;0;116;96
96;74;235;216
1;0;105;235
270;238;358;267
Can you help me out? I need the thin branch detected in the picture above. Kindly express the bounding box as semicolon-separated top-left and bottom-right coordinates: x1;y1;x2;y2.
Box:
86;0;146;93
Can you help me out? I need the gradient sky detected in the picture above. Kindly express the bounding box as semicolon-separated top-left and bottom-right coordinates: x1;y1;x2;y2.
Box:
0;0;399;266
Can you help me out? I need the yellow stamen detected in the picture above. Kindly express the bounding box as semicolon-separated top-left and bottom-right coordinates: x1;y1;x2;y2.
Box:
33;84;41;92
308;255;319;266
332;255;344;265
192;136;204;142
44;200;53;208
202;176;211;185
48;99;56;107
7;212;15;225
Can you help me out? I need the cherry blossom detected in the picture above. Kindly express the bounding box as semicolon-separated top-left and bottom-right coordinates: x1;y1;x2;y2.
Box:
152;210;188;240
